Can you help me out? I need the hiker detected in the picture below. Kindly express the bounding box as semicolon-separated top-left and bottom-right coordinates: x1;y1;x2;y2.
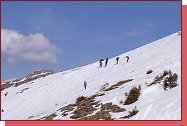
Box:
125;56;129;63
5;92;8;96
99;59;104;67
105;57;109;66
84;80;87;89
2;109;4;112
116;57;119;64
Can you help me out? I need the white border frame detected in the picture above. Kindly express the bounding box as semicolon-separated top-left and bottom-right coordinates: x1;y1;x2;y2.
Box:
0;121;5;126
183;0;187;5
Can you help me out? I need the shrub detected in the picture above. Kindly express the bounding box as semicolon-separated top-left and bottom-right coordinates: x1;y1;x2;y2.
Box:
70;96;98;119
147;70;178;90
101;102;126;113
121;106;139;119
148;70;173;86
80;110;112;120
42;113;57;120
163;73;178;90
59;104;76;112
72;105;96;119
76;96;87;104
128;108;139;118
124;86;141;105
146;70;153;74
163;70;172;77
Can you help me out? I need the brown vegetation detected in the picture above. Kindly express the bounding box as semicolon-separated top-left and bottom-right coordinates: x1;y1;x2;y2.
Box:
163;73;178;90
124;86;141;105
147;70;178;90
146;70;153;74
103;79;133;91
42;113;57;120
148;70;172;86
121;107;139;119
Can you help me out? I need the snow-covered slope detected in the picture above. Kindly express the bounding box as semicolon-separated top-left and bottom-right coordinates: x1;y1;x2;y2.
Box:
1;70;53;91
1;32;181;120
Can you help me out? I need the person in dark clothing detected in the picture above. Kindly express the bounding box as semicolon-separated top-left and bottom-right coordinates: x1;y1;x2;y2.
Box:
5;92;8;96
99;59;104;67
2;109;4;112
116;57;119;64
125;56;129;63
105;57;109;66
84;80;87;89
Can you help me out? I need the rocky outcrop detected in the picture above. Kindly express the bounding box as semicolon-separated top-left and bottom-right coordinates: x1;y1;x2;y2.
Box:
1;70;53;90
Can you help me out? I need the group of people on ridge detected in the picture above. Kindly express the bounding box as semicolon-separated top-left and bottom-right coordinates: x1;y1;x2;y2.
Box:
99;57;109;67
99;56;129;68
83;56;130;90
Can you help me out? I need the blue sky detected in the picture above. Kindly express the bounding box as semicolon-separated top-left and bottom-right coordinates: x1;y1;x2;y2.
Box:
2;1;181;81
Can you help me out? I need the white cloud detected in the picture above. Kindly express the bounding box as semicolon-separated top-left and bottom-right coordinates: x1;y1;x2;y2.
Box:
2;29;62;64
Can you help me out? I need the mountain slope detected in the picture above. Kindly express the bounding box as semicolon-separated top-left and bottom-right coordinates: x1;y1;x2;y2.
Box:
1;32;181;120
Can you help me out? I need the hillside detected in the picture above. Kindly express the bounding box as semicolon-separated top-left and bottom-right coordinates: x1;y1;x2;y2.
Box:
1;31;181;120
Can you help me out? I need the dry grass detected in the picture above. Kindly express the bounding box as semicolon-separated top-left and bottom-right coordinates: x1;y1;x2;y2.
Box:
92;93;105;98
101;102;126;113
80;110;112;120
79;102;125;120
61;95;126;120
41;79;136;120
103;79;133;91
70;96;99;119
59;104;76;117
121;107;139;119
100;83;109;91
124;86;141;105
42;113;57;120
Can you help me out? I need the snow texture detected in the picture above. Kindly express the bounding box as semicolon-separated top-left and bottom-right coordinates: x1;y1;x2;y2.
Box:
1;32;181;120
